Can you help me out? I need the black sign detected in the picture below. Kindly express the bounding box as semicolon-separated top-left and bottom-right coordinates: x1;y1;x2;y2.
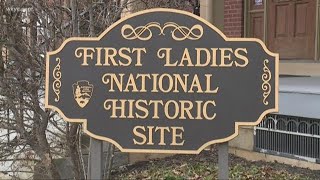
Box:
45;8;279;154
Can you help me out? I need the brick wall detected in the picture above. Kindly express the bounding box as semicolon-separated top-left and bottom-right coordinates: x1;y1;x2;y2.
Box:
224;0;244;37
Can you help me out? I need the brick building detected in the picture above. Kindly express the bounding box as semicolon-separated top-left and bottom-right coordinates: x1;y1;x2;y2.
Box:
224;0;243;38
201;0;320;169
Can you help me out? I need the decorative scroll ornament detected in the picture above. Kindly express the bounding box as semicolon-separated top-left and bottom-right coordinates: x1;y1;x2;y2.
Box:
121;22;161;41
53;58;62;102
262;59;271;105
162;22;203;41
121;22;203;41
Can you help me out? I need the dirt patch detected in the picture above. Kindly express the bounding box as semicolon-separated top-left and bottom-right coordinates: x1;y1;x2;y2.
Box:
112;146;320;179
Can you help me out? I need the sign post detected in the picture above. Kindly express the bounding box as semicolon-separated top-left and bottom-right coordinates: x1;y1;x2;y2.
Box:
45;8;279;178
87;138;103;179
218;142;229;179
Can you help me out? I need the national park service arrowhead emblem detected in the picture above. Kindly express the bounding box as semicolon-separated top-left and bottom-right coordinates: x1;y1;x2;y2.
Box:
72;80;94;108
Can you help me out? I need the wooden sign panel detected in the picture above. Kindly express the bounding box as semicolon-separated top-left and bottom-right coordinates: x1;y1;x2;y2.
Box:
45;8;279;154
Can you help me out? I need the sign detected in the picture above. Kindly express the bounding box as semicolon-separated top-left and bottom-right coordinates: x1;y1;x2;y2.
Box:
45;8;279;154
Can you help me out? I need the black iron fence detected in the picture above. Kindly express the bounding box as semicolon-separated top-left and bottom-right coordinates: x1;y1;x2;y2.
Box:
254;115;320;163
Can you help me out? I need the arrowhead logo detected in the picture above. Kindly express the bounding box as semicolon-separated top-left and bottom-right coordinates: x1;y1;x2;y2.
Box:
72;80;94;108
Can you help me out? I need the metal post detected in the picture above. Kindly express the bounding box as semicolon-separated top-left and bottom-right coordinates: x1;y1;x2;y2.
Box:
263;0;268;43
218;142;229;180
88;137;103;179
315;0;320;60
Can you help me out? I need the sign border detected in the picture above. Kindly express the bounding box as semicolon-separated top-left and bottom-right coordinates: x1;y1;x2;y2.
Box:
45;8;279;154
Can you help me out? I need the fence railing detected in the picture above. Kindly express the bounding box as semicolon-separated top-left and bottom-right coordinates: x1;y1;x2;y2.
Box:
254;115;320;162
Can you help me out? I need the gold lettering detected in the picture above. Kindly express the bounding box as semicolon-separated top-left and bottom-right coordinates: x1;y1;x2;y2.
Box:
195;48;211;67
178;48;193;67
135;100;148;119
103;99;126;118
234;48;249;67
164;100;179;119
102;73;124;92
149;100;164;119
170;127;185;146
210;48;218;67
188;74;203;93
75;47;95;66
147;126;155;145
180;100;194;119
118;47;132;66
136;74;151;92
124;74;139;92
203;100;216;120
173;74;188;93
219;48;234;67
204;74;219;93
195;101;203;119
132;48;146;66
158;74;174;93
103;47;118;66
157;48;177;66
151;74;159;92
95;47;103;66
127;99;135;119
155;126;170;145
133;126;147;145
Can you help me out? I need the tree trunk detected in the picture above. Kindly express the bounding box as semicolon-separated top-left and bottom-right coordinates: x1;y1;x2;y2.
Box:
31;121;61;179
67;124;85;180
68;1;85;179
30;9;61;179
34;142;61;179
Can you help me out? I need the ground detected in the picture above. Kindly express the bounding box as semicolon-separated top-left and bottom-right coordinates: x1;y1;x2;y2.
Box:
112;146;320;179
